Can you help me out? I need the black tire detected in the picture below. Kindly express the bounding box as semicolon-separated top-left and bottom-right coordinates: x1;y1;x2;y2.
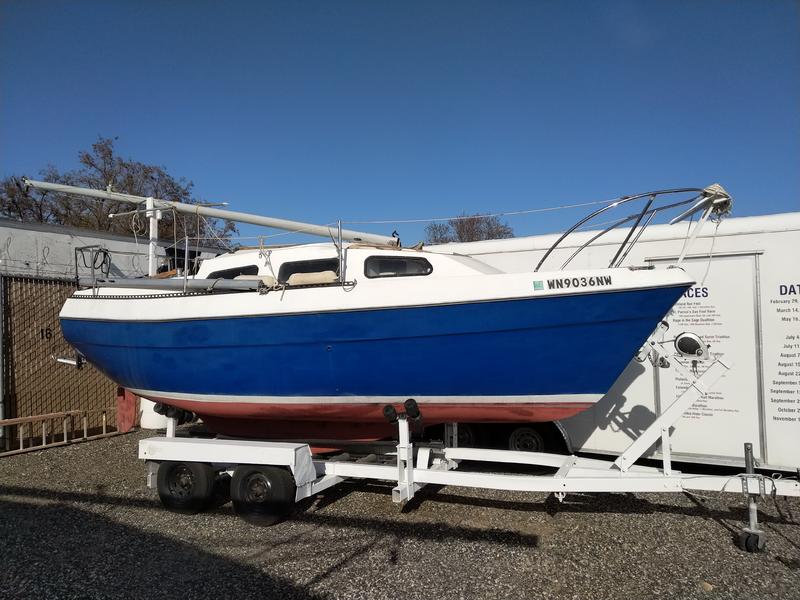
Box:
207;472;232;509
231;465;296;526
156;461;215;514
507;426;546;452
742;532;764;553
457;423;477;447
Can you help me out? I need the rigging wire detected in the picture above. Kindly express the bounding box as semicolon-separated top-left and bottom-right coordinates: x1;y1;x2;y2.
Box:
199;214;234;252
340;197;619;226
699;220;721;287
676;212;696;264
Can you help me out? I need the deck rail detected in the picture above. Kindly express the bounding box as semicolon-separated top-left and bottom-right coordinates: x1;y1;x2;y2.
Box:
533;184;732;272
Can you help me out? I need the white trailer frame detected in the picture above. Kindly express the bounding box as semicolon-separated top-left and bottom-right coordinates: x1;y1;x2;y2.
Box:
139;330;800;553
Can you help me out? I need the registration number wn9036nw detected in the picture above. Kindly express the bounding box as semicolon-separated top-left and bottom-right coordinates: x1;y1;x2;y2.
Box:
546;275;613;289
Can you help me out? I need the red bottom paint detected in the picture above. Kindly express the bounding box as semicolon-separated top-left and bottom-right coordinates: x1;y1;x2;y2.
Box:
149;397;594;441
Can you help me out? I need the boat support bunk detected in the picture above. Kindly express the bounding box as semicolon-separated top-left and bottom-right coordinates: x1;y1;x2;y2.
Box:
138;325;800;553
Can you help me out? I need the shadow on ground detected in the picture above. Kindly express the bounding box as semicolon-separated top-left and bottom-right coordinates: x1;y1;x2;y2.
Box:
303;478;798;527
1;483;541;550
0;498;324;599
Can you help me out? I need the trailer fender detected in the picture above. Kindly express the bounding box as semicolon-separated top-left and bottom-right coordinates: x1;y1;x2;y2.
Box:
552;420;574;454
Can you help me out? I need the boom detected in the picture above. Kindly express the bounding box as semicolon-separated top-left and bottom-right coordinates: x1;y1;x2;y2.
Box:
21;178;398;246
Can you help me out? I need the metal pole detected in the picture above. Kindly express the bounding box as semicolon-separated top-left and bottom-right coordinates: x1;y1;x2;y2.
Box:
614;359;730;472
395;415;414;501
23;179;398;247
337;220;344;283
608;195;655;268
444;422;459;469
744;443;759;532
660;425;672;477
166;417;176;438
146;197;158;277
0;275;5;452
183;236;189;293
737;441;766;551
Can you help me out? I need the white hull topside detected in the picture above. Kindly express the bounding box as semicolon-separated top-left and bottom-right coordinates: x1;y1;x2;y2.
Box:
61;242;694;322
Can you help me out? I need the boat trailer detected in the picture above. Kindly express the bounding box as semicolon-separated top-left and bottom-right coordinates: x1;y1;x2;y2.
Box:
139;326;799;553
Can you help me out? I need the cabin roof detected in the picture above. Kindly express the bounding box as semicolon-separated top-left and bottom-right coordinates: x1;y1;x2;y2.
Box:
195;241;501;278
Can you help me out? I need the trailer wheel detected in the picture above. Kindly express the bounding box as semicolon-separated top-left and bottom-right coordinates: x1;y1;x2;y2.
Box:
507;426;545;453
156;461;215;514
231;465;296;526
738;531;765;553
208;472;232;509
458;424;477;447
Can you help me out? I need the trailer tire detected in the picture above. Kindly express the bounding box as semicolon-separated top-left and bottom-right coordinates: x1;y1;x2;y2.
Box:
208;472;232;509
156;461;215;514
458;423;477;447
231;465;296;526
507;426;546;453
739;531;765;553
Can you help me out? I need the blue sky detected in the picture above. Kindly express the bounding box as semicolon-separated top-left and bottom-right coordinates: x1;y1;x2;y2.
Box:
2;1;798;244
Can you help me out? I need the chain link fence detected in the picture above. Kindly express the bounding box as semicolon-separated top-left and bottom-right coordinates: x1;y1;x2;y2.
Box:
1;275;119;451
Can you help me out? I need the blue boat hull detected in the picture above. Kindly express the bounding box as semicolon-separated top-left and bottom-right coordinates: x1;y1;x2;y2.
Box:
60;284;687;437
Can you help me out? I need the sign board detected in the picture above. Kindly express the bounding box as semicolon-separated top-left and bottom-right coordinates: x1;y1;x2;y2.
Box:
649;254;762;459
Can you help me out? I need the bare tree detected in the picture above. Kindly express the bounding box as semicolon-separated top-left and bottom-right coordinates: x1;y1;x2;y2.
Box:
424;213;513;244
0;137;236;247
424;222;455;244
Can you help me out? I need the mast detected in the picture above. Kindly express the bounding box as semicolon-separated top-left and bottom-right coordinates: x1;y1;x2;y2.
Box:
21;178;398;247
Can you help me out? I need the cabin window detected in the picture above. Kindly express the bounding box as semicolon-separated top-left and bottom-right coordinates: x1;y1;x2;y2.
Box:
278;258;340;284
207;265;259;279
364;256;433;279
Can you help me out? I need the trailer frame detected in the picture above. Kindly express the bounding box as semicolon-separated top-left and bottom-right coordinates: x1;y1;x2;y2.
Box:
138;327;800;552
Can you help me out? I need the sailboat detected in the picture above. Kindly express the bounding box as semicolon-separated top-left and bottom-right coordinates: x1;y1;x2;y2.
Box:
25;179;732;440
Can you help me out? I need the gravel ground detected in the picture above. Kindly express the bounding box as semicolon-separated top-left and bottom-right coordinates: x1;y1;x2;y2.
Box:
1;429;799;600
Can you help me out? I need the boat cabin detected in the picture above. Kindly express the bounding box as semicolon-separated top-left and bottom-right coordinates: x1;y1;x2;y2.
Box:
193;243;503;287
